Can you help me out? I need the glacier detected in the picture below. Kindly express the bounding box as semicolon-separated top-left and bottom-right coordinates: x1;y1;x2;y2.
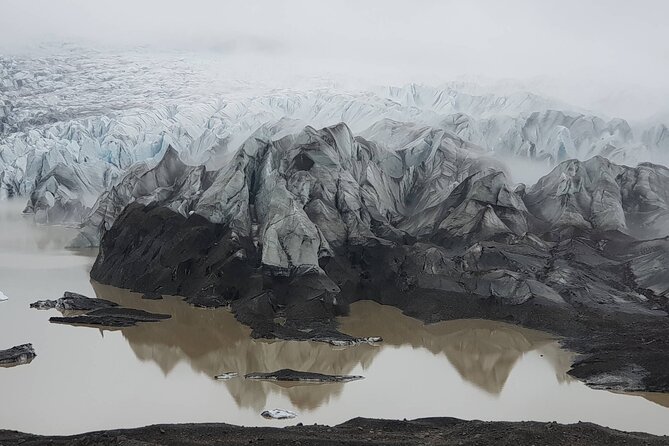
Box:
1;47;668;229
3;46;669;395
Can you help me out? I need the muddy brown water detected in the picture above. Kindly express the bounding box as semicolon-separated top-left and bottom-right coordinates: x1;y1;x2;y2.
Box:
0;200;668;436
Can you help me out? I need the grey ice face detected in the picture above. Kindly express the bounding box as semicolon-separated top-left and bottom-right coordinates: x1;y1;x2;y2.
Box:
90;121;669;322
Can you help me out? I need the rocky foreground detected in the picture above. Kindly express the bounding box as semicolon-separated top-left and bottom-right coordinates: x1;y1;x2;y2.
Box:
1;418;667;445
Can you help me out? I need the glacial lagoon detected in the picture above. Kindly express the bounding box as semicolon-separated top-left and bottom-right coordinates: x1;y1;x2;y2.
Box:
1;201;668;436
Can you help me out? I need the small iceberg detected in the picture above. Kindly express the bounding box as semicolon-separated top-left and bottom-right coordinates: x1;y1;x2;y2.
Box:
246;369;364;383
0;291;8;302
0;344;36;367
261;409;298;420
214;372;238;380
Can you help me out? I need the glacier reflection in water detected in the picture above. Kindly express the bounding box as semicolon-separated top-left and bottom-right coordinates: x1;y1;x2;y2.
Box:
0;201;668;436
93;283;573;411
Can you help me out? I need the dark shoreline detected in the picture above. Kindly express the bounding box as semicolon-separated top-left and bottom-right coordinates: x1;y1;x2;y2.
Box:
2;417;667;445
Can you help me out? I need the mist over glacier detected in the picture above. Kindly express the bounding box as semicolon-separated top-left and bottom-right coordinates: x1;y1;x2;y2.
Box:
2;0;669;120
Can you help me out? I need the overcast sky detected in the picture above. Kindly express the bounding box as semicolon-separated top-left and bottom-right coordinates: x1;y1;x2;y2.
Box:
1;0;668;119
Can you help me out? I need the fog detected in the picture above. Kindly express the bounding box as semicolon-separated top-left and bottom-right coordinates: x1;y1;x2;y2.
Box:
1;0;668;119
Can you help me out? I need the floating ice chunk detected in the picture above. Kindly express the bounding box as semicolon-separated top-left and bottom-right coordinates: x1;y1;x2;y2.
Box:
0;344;36;367
214;372;238;380
326;336;383;347
0;291;8;302
261;409;298;420
246;369;364;383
